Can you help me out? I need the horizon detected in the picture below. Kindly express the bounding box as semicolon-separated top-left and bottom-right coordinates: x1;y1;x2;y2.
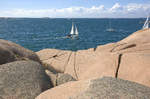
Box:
0;17;148;19
0;0;150;18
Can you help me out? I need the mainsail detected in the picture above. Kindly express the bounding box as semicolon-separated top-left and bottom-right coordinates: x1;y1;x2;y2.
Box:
143;15;149;29
75;26;78;35
70;23;74;35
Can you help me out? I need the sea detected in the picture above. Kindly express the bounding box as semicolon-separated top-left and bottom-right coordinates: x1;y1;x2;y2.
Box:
0;18;145;52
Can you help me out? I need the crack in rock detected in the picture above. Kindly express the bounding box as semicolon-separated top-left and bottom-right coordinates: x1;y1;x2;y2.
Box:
73;52;78;80
110;43;127;52
115;54;123;78
63;52;73;73
42;51;66;61
119;44;136;51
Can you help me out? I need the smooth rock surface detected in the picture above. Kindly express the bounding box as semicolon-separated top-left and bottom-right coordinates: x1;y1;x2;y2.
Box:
36;79;89;99
118;53;150;87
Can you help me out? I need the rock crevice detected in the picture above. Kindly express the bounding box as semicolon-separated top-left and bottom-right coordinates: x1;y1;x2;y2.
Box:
115;54;123;78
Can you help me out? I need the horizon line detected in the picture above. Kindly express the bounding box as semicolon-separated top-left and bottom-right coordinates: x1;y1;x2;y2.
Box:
0;17;147;19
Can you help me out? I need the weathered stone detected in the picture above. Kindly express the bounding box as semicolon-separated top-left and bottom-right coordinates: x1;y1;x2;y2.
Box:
45;70;76;86
71;77;150;99
0;39;41;65
119;29;150;44
118;53;150;87
57;73;76;86
36;49;72;72
73;52;119;80
0;46;16;64
36;79;89;99
95;43;116;52
37;48;119;80
36;77;150;99
0;61;51;99
45;70;57;87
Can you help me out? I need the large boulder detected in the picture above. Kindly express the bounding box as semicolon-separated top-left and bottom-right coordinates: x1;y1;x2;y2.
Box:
0;39;41;65
36;77;150;99
71;77;150;99
0;61;51;99
36;78;90;99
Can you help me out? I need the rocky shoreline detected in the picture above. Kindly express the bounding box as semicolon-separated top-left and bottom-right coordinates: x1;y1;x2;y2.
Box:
0;29;150;99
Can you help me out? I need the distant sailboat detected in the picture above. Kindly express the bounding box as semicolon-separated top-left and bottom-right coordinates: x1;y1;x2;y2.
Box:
67;22;78;38
106;20;115;32
142;15;149;29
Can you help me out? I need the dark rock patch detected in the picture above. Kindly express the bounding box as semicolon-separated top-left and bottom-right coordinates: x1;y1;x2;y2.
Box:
45;70;76;87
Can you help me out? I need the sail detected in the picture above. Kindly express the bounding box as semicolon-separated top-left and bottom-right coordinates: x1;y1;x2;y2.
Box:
70;23;74;35
143;16;149;29
75;26;78;35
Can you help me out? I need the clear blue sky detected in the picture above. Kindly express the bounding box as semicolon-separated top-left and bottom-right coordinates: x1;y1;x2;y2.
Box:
0;0;150;17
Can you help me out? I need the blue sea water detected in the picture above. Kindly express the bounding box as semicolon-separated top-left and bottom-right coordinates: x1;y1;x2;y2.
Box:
0;18;145;51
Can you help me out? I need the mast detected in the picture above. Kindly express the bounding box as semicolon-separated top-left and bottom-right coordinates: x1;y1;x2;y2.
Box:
70;23;74;35
109;20;111;29
143;15;149;29
75;25;78;35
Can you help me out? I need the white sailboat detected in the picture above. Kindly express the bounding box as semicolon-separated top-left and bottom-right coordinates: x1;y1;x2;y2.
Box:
142;15;149;29
68;23;78;38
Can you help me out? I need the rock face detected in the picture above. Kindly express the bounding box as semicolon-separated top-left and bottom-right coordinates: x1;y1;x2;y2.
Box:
0;39;41;65
36;78;89;99
36;49;72;73
36;77;150;99
0;61;51;99
0;46;16;65
37;29;150;87
57;73;76;86
71;77;150;99
37;47;119;80
45;70;76;86
117;53;150;87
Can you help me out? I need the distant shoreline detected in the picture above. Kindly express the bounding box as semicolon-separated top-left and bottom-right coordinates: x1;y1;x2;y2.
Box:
0;17;147;19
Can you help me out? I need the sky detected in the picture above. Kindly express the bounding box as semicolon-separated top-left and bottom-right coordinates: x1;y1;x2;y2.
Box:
0;0;150;18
